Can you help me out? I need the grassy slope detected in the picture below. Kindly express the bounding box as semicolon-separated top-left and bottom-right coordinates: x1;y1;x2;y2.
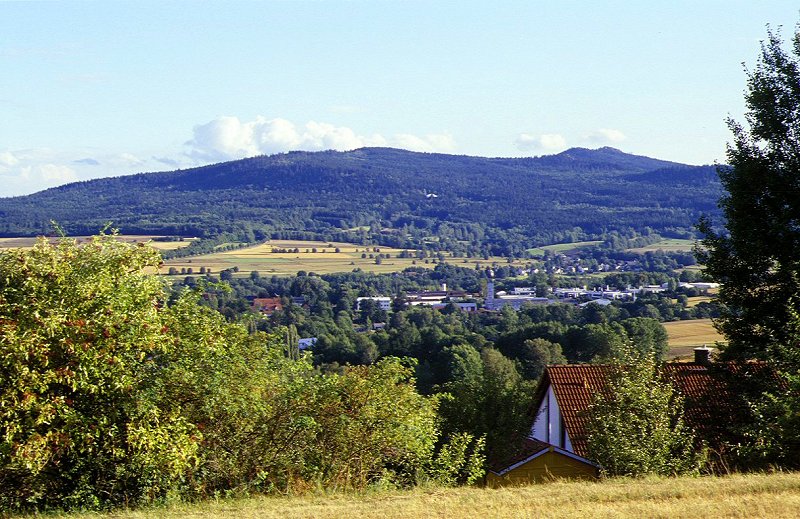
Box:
52;473;800;519
527;240;604;257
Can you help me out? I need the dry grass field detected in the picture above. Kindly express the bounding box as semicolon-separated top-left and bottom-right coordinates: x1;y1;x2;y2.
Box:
627;238;696;253
51;472;800;519
664;318;725;360
160;239;530;277
685;295;714;307
0;236;194;252
527;240;603;257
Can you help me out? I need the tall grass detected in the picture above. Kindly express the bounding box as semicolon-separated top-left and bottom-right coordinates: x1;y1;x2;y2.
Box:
45;472;800;519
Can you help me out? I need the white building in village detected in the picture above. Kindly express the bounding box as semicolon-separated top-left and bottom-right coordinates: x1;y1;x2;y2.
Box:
355;297;392;311
484;281;550;311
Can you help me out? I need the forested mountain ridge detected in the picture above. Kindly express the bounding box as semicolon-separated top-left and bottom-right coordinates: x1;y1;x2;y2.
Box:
0;147;721;255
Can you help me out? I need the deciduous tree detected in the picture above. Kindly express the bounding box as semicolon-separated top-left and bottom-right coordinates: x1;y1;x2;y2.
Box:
698;25;800;361
585;348;706;476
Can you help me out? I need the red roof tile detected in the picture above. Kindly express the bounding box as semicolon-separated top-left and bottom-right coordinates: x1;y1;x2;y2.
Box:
252;297;283;313
538;361;779;459
545;365;614;458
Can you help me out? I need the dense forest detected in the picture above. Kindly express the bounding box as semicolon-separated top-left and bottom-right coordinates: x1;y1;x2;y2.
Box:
0;147;721;256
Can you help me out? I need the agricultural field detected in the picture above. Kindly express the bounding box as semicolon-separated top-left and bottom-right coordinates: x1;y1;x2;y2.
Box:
160;239;532;277
0;235;195;252
628;238;696;253
663;318;725;360
685;295;714;307
527;240;603;257
56;472;800;519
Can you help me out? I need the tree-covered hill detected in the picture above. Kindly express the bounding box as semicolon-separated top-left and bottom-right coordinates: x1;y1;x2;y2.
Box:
0;147;721;255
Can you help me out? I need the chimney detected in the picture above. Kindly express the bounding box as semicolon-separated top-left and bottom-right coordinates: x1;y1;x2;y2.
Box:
693;346;712;366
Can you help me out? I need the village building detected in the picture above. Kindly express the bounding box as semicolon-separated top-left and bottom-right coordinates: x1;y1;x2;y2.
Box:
430;301;478;312
355;296;392;311
487;348;777;486
251;296;283;316
484;281;550;311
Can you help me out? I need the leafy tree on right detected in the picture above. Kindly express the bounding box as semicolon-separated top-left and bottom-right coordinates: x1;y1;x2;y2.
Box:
699;24;800;469
698;24;800;363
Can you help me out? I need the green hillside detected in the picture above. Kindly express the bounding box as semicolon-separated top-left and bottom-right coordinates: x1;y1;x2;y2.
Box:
0;147;721;257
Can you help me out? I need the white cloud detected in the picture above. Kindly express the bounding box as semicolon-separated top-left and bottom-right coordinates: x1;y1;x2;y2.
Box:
586;128;626;144
394;133;456;153
118;153;145;166
0;151;19;167
514;133;567;152
74;158;101;166
187;115;454;161
0;117;458;197
188;116;260;160
39;164;77;182
0;148;165;197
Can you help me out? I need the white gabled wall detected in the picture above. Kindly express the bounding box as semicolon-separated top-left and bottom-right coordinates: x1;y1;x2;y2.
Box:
529;384;573;452
531;389;549;440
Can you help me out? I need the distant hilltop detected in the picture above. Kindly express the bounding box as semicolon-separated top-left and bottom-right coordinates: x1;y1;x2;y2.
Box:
0;147;722;255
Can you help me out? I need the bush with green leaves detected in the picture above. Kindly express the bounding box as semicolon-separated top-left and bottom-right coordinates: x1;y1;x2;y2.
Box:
0;234;482;512
0;234;198;509
585;348;707;477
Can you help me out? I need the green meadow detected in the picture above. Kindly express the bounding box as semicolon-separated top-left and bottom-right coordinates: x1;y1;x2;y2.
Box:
527;240;604;257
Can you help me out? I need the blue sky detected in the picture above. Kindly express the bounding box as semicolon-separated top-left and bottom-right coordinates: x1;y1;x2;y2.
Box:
1;1;798;197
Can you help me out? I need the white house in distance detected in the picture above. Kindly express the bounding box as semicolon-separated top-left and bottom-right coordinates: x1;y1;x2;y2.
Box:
484;281;549;310
355;297;392;311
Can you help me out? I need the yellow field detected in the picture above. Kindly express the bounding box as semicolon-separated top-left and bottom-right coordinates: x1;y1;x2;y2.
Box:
161;239;530;277
628;238;697;253
56;472;800;519
685;295;713;308
527;240;603;257
0;235;195;252
664;318;725;360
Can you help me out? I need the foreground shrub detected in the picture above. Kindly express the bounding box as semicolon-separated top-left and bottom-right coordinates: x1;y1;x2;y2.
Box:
585;347;707;477
0;234;482;512
0;235;198;510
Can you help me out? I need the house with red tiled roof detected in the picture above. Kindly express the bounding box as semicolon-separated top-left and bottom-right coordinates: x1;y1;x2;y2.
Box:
487;348;777;485
252;297;283;316
485;438;599;487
